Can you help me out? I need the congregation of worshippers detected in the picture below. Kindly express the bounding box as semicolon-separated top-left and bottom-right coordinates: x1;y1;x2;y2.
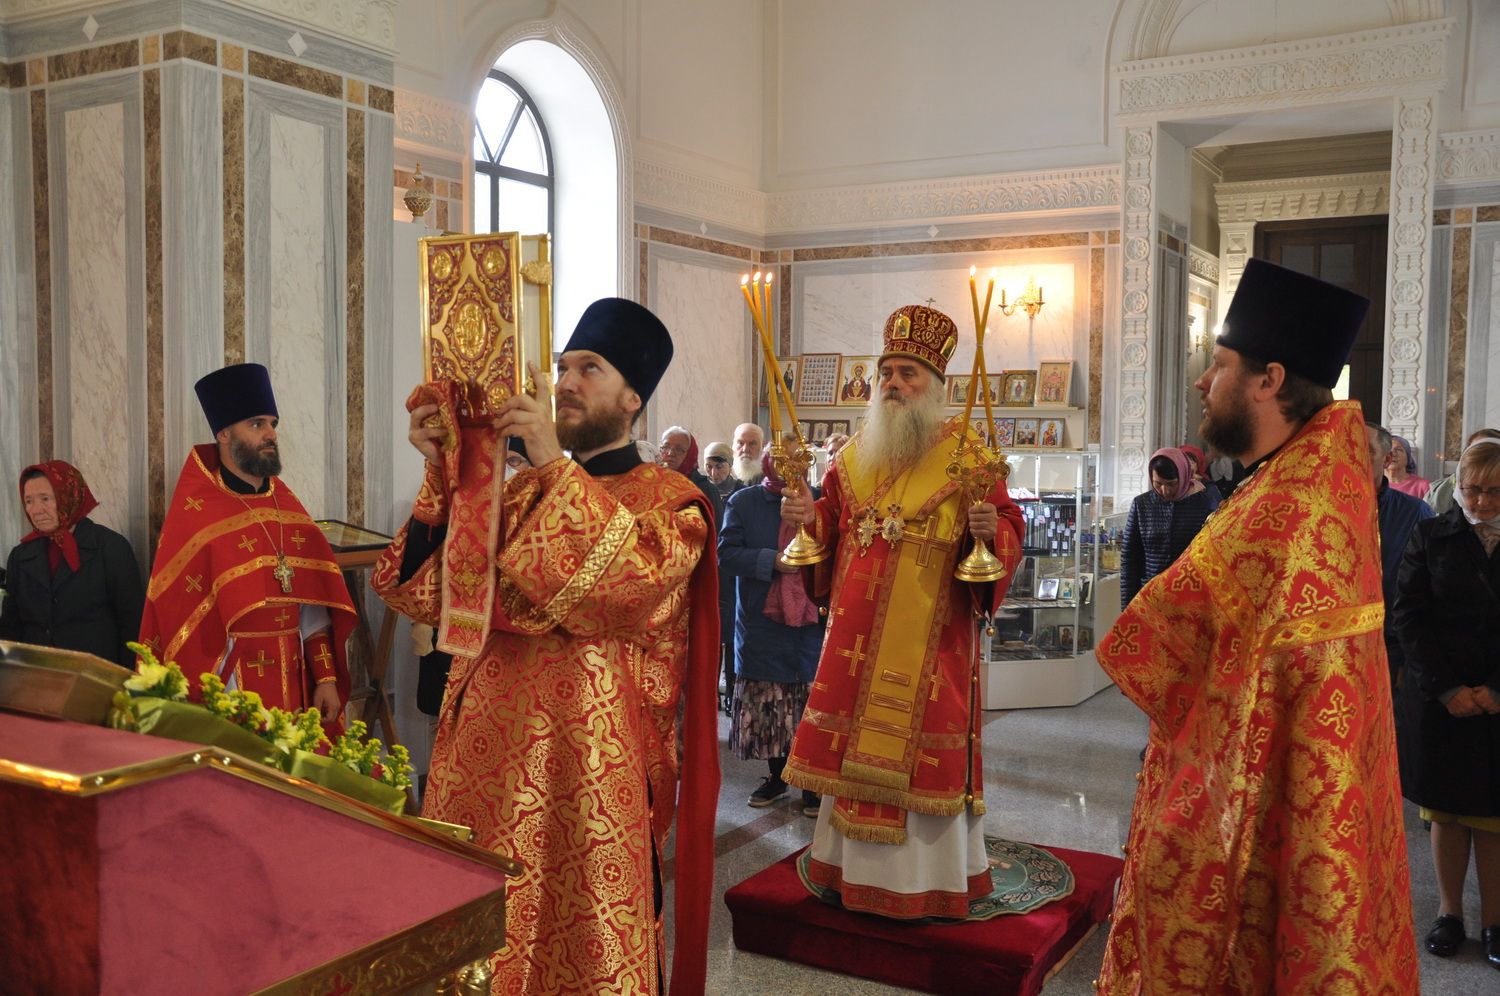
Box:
7;259;1500;992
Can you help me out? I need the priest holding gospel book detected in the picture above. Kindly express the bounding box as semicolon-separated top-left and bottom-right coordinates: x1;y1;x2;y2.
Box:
373;298;721;994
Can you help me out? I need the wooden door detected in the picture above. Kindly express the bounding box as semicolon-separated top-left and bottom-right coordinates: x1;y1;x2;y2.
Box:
1256;217;1388;423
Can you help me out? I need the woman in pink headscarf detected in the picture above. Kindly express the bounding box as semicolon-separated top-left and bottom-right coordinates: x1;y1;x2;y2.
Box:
0;461;143;667
1121;447;1220;607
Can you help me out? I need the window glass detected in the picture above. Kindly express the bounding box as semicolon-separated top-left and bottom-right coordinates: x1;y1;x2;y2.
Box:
495;177;549;235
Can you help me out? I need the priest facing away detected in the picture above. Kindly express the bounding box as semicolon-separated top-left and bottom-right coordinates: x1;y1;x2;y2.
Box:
373;298;721;995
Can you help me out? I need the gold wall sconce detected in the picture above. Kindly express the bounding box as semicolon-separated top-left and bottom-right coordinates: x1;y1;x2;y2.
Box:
995;277;1045;319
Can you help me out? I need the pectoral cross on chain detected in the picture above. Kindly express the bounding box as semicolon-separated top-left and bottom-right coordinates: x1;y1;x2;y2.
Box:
272;553;295;593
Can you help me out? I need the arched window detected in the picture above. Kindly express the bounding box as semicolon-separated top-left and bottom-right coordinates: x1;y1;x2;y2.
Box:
472;70;553;235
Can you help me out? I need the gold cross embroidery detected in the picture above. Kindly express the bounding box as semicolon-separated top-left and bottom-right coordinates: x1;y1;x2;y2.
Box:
850;560;884;601
237;535;258;554
828;729;846;751
929;668;948;702
905;517;954;569
184;574;203;594
244;651;274;677
451;567;485;593
184;496;204;512
311;645;334;673
142;636;162;655
289;532;306;550
916;751;941;770
837;634;869;676
274;609;292;627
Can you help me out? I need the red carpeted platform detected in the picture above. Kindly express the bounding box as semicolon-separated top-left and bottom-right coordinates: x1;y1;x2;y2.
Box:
724;844;1123;996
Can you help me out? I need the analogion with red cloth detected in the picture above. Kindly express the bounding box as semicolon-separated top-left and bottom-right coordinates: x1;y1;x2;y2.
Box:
1093;401;1417;992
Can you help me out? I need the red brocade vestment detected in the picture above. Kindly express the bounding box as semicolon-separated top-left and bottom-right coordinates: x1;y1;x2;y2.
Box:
372;419;721;995
1095;402;1417;993
783;418;1023;860
140;446;354;716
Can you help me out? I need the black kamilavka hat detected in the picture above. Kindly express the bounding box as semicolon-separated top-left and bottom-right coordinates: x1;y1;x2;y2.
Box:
563;298;673;404
1216;258;1369;389
194;363;279;435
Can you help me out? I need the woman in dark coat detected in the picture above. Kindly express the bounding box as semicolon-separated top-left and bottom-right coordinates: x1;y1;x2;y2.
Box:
1394;437;1500;969
0;461;144;669
718;451;824;816
1120;447;1219;606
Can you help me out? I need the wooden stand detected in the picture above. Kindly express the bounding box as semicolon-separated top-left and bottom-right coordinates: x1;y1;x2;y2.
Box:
320;525;414;812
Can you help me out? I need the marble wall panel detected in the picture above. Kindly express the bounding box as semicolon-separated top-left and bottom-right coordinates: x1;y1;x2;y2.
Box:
0;90;39;545
1447;227;1471;458
162;61;224;486
246;82;347;520
795;253;1087;386
363;110;395;533
648;246;757;455
48;78;148;555
1469;230;1500;434
265;111;331;517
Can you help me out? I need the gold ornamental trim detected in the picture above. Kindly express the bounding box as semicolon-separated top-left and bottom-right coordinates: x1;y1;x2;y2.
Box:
0;744;521;877
253;888;507;995
540;501;635;627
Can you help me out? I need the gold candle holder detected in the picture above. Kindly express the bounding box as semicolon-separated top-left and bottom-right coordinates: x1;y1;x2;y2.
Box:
951;267;1010;583
740;272;828;568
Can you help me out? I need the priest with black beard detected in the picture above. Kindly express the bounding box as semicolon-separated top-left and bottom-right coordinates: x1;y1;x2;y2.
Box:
140;362;357;728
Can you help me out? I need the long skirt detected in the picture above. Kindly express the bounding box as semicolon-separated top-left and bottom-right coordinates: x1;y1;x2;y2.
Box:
729;679;809;761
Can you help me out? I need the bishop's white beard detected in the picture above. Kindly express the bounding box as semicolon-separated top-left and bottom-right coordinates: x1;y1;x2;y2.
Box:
733;455;764;484
860;381;945;475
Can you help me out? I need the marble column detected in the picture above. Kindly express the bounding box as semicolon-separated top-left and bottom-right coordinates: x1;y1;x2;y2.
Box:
1215;221;1256;332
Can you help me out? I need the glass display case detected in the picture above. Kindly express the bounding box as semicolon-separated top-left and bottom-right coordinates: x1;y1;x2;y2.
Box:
979;451;1124;709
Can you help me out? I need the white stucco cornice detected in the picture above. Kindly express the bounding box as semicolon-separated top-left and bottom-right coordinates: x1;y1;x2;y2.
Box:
1214;171;1390;224
633;162;1122;236
1114;18;1453;124
1437;129;1500;186
219;0;398;56
394;88;469;160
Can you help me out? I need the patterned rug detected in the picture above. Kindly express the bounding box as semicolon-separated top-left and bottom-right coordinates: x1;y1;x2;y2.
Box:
798;836;1076;921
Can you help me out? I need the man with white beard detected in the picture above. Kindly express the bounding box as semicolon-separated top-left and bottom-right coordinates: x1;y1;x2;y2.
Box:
733;421;766;485
778;304;1025;919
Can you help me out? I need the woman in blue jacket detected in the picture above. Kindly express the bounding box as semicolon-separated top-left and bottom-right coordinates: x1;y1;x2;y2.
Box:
719;452;825;816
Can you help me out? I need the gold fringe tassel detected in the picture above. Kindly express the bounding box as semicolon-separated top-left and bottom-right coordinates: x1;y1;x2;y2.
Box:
783;762;970;817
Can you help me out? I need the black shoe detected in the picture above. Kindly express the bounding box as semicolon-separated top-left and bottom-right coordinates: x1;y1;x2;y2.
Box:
748;777;788;808
1426;914;1465;957
1483;926;1500;969
801;790;820;818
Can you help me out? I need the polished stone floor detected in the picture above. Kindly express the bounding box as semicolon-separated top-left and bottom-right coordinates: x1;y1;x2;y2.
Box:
681;685;1497;994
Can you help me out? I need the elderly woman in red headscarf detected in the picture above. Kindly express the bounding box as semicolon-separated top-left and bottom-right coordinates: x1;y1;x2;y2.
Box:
0;461;144;668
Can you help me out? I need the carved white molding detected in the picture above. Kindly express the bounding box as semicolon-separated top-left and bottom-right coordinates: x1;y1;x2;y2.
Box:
1437;129;1500;185
1384;96;1436;442
1114;18;1452;123
0;0;98;21
1187;244;1219;283
1214;221;1255;332
761;165;1121;234
634;160;768;234
220;0;398;55
1215;172;1390;223
1116;126;1156;500
394;89;468;159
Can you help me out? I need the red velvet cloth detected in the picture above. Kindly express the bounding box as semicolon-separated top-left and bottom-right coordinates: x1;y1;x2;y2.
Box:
0;712;513;994
724;845;1123;996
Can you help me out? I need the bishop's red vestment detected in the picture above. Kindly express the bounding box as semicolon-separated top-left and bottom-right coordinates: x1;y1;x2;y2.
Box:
783;416;1024;917
372;407;720;995
1095;402;1417;993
